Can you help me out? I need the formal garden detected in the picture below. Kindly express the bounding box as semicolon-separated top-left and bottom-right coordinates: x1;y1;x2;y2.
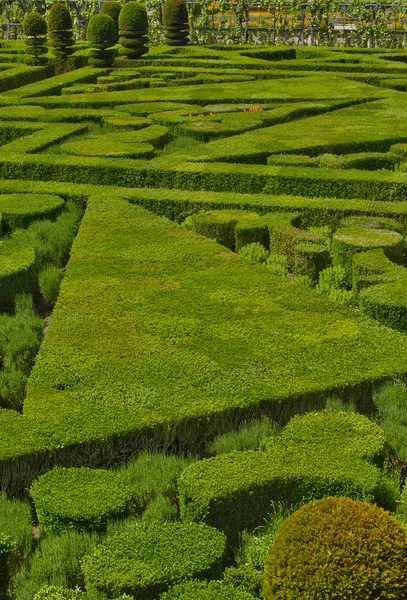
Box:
3;0;407;598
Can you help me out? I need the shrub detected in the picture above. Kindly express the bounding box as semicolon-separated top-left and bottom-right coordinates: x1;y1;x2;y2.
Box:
263;497;407;600
100;1;121;40
82;521;226;597
118;2;149;59
87;14;116;67
374;381;407;463
208;418;281;455
159;580;255;599
0;533;15;600
13;530;98;600
39;266;63;308
222;566;262;598
33;587;83;600
47;4;74;60
238;243;269;265
162;0;189;46
30;467;133;534
23;12;48;66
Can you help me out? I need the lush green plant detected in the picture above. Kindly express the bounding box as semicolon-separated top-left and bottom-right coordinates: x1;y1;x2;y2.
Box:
374;381;407;464
39;266;63;308
0;492;32;562
47;3;75;60
82;521;226;597
0;533;15;600
30;467;133;534
162;0;189;46
13;530;98;600
160;580;255;599
87;14;116;67
33;587;83;600
263;497;407;600
23;12;48;66
238;243;269;265
100;1;121;41
118;2;149;59
208;418;280;455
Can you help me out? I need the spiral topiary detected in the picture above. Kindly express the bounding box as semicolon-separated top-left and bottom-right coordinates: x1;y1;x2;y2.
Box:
263;496;407;600
87;14;116;67
101;1;121;41
118;2;149;59
47;3;74;60
163;0;189;46
23;11;48;66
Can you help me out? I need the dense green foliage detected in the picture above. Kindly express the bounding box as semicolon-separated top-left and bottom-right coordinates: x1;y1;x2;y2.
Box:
100;1;121;41
23;12;47;66
87;14;116;68
47;4;74;60
30;468;133;534
264;497;407;599
162;0;189;46
118;2;149;59
160;580;255;599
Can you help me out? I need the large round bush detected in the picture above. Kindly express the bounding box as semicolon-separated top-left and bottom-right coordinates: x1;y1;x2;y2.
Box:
30;467;132;534
118;2;148;31
87;14;116;47
82;521;226;597
101;1;121;39
263;496;407;600
24;11;47;37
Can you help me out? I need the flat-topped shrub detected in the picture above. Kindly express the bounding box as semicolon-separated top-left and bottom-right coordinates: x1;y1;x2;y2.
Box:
23;12;47;66
118;2;148;59
47;3;75;60
87;14;116;67
82;521;226;597
263;497;407;600
160;580;255;599
30;467;133;534
163;0;189;46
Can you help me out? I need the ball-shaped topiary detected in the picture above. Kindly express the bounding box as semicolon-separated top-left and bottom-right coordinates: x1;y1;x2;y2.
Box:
23;12;48;66
101;1;121;41
47;3;74;60
263;496;407;600
87;13;116;67
163;0;189;46
30;467;133;534
118;2;148;58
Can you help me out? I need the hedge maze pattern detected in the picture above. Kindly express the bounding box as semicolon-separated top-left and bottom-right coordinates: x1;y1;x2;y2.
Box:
0;44;407;494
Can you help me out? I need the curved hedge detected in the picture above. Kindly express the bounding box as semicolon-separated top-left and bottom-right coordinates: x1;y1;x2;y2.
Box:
160;580;255;600
82;521;226;597
0;194;64;232
30;467;132;534
163;0;189;46
0;245;37;313
264;497;407;600
61;137;154;159
118;2;148;58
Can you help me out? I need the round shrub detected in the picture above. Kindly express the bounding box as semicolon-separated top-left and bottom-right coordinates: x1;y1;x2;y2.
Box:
160;580;256;600
163;0;189;46
30;467;132;534
118;2;148;58
87;13;116;67
101;1;121;40
82;521;226;597
263;496;407;600
47;3;74;60
23;12;47;65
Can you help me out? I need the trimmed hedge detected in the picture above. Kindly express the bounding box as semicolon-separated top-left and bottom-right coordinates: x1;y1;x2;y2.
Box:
82;522;226;597
101;1;121;41
160;580;255;600
0;193;64;232
264;497;407;600
30;467;132;534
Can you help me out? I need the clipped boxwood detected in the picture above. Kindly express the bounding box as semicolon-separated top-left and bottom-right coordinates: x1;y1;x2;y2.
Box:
118;2;149;59
30;467;132;534
160;580;255;600
100;1;121;41
23;12;48;66
264;497;407;600
87;14;116;67
47;3;75;60
293;241;329;281
359;278;407;333
163;0;189;46
82;521;226;598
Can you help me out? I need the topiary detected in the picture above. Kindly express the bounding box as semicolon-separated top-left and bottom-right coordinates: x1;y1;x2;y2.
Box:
47;3;75;60
263;496;407;600
23;12;48;66
101;1;121;41
163;0;189;46
30;467;133;535
82;521;226;597
87;13;116;67
118;2;148;59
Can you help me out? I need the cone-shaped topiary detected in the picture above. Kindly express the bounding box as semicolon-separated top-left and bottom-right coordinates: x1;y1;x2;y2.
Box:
263;496;407;600
163;0;189;46
118;2;148;59
101;1;121;42
47;3;75;60
23;11;48;66
87;14;116;67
